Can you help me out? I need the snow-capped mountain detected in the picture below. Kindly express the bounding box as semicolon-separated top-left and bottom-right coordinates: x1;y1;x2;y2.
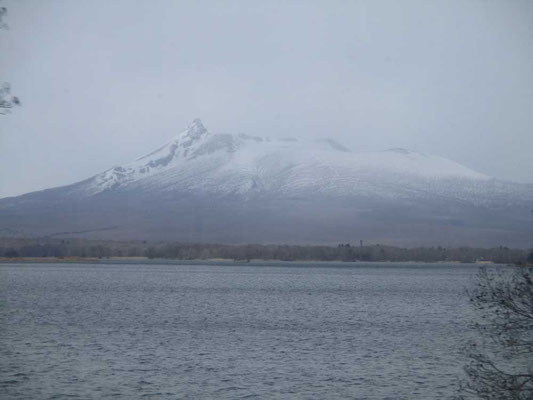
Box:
86;119;488;195
1;119;532;247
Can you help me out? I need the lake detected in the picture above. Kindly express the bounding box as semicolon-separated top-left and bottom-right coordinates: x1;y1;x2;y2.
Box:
0;262;484;399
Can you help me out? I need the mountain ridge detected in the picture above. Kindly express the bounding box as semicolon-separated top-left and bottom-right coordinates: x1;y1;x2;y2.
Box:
78;119;492;197
1;119;532;247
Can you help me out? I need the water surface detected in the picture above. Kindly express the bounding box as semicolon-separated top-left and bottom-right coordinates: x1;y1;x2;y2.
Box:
0;262;482;399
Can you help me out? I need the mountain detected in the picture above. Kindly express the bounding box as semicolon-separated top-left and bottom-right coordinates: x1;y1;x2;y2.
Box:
1;119;532;247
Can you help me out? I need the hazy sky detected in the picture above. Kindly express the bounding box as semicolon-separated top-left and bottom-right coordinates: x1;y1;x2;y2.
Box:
1;0;532;198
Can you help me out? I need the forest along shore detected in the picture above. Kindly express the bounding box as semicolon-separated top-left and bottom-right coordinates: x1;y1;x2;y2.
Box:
1;238;531;264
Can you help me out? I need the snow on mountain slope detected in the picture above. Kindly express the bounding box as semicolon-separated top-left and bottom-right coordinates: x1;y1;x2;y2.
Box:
1;119;531;247
83;119;490;199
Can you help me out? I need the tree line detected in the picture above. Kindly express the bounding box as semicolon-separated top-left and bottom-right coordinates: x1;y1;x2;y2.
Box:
1;238;532;264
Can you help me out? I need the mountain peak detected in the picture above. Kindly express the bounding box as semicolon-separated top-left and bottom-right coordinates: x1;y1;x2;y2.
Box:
185;118;208;139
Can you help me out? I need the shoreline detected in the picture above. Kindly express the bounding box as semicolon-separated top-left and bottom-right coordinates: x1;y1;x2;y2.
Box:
0;256;514;266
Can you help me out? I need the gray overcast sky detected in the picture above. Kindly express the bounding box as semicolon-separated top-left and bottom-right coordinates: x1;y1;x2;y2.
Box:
1;0;532;198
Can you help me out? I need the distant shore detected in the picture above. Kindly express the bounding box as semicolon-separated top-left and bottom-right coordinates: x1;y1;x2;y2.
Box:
1;237;531;265
0;256;526;267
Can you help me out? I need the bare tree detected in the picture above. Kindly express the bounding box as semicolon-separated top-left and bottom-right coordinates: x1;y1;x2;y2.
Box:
0;3;20;114
0;5;7;30
0;82;20;114
459;266;533;399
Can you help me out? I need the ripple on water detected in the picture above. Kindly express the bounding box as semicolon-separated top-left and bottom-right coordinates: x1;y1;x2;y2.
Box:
0;262;479;399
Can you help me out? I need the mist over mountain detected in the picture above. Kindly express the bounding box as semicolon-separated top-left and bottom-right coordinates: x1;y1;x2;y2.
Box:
1;120;532;247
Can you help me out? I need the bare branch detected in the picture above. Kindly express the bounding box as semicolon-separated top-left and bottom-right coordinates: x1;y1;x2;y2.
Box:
459;267;533;399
